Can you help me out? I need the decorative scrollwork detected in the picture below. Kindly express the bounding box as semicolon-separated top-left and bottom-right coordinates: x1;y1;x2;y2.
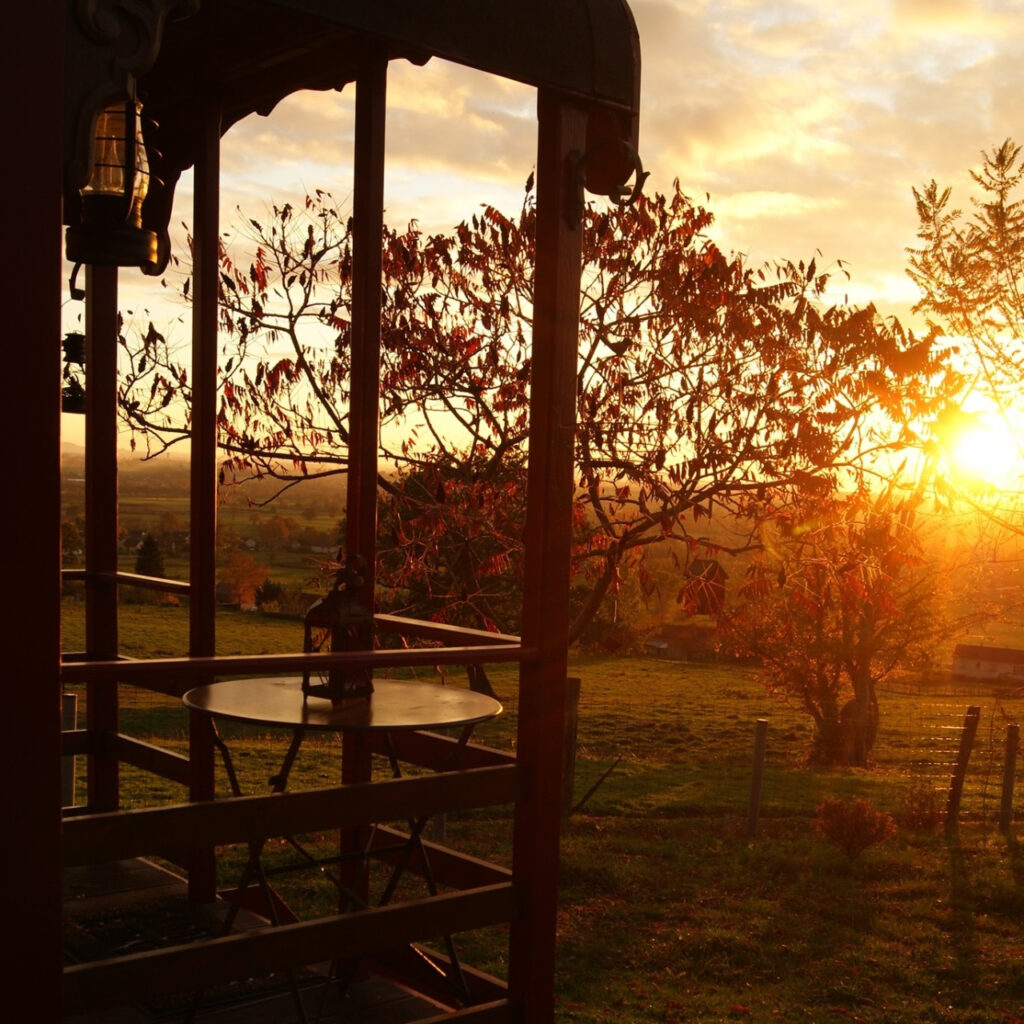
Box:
74;0;198;74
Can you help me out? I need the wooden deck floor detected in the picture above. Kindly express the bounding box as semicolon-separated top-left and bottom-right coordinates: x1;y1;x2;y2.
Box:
63;860;450;1023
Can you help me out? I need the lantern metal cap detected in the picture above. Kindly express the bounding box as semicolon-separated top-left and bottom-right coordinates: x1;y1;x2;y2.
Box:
65;221;159;268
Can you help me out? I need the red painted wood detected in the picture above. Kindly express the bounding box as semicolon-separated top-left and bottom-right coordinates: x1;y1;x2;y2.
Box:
49;10;640;1022
374;612;521;646
60;643;537;685
6;3;63;1012
63;767;519;865
510;89;588;1024
189;99;222;662
64;885;516;1014
85;264;121;812
344;55;389;907
187;98;223;901
347;53;387;593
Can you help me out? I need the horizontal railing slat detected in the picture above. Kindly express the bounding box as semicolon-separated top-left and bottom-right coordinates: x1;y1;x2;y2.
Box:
63;765;520;866
61;729;96;757
112;734;191;786
63;884;515;1013
374;613;520;646
60;644;537;686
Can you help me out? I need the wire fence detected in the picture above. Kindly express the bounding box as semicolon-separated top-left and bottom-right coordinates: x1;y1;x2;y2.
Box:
866;683;1023;828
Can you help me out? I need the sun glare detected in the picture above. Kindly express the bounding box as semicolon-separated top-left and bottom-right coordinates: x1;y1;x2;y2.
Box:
947;417;1022;490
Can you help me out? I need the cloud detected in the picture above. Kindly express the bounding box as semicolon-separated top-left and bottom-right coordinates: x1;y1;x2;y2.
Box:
891;0;1012;34
137;0;1024;327
213;57;537;232
623;0;1024;317
715;189;841;223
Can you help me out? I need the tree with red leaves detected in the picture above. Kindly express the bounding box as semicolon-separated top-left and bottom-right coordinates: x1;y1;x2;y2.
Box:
721;487;971;766
119;181;953;643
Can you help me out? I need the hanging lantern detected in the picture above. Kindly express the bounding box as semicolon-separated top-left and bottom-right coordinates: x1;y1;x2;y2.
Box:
65;96;158;268
302;554;374;705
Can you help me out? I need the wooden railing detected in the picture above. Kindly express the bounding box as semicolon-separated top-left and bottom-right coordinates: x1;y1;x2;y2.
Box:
60;612;525;1017
64;766;518;866
63;765;520;1015
64;887;516;1014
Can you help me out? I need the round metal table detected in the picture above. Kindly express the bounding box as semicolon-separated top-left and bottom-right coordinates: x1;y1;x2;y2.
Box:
182;677;503;733
184;675;503;1011
181;676;503;1009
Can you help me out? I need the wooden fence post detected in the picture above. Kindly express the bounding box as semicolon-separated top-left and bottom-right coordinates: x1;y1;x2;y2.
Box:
946;705;981;832
1000;722;1019;834
562;677;582;832
747;718;769;837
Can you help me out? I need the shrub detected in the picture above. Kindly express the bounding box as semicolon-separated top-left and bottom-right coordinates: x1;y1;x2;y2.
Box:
815;797;897;860
257;582;311;617
217;550;269;607
256;579;285;608
898;779;944;834
134;534;165;578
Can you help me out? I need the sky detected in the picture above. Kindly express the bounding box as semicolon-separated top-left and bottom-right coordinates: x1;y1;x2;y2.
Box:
198;0;1024;329
64;0;1024;446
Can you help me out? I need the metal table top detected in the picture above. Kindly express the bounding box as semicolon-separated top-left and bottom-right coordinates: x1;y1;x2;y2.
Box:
182;677;502;732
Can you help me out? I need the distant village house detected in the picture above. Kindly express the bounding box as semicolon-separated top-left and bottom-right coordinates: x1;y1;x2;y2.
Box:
952;643;1024;682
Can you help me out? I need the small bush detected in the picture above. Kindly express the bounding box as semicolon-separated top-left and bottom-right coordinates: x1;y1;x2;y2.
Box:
898;779;944;834
257;582;311;617
815;797;897;860
134;534;166;578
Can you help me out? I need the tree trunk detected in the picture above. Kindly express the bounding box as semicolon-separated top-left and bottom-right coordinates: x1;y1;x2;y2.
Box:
810;682;879;767
809;687;842;764
812;711;843;764
567;550;618;646
837;684;878;767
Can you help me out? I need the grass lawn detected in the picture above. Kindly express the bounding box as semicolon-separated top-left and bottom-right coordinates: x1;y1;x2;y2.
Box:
61;609;1024;1023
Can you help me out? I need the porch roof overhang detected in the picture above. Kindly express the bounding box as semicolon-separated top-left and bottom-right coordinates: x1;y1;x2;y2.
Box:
63;0;641;273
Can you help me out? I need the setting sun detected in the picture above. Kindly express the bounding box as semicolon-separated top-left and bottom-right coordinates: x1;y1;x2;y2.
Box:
947;416;1023;490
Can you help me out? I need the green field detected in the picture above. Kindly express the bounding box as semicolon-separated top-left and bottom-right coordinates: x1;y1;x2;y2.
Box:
61;612;1024;1023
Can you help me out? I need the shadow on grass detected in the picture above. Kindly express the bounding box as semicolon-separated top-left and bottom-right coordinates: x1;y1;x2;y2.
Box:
1005;828;1024;896
554;816;884;1020
943;827;981;999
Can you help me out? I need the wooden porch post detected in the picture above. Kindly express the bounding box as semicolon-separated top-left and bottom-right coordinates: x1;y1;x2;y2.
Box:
345;52;386;591
188;95;222;901
510;88;587;1023
84;264;121;811
340;53;387;905
4;2;64;1010
190;97;221;664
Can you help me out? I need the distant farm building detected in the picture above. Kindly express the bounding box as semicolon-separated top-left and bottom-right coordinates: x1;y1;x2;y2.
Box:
952;644;1024;682
645;622;718;661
